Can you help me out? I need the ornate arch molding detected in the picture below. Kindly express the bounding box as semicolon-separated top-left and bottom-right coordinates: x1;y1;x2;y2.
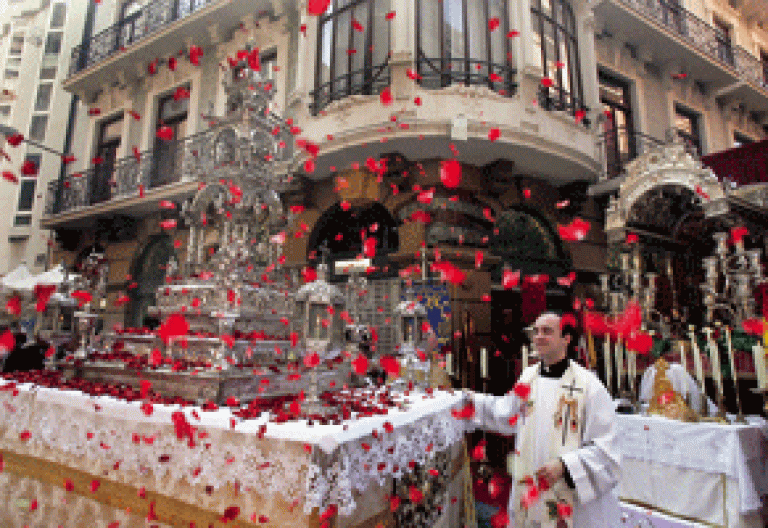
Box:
605;142;728;242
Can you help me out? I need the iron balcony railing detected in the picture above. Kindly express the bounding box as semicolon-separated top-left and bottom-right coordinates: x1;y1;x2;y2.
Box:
68;0;216;76
616;0;768;91
310;58;391;116
415;50;517;97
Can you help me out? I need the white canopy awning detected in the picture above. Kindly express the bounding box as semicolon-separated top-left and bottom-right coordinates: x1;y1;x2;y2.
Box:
1;264;36;292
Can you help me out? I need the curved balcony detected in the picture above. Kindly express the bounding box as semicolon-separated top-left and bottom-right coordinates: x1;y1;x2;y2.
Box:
594;0;768;112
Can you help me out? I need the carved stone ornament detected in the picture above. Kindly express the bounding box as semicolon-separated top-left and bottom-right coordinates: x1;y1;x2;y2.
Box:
606;141;727;239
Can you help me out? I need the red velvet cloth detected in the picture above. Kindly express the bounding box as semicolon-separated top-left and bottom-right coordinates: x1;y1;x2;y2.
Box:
701;139;768;186
756;284;768;318
521;280;546;324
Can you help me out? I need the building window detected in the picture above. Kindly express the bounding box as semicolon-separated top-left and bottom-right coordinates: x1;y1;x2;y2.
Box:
153;89;188;187
50;3;67;29
674;104;702;156
415;0;514;96
10;33;24;55
713;17;733;65
599;71;635;177
532;0;584;115
91;114;124;205
39;66;57;80
733;132;753;147
13;214;32;226
0;105;11;123
313;0;391;115
34;83;53;111
29;115;48;141
44;32;62;55
17;179;36;212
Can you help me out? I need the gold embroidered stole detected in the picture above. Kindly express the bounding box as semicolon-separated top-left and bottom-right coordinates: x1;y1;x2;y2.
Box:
512;362;586;528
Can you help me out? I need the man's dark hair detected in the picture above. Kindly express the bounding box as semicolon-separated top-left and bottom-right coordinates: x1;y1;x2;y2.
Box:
537;310;581;360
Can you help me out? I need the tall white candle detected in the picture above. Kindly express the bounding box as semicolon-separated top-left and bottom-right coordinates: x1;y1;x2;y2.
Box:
628;350;636;396
604;337;612;393
446;352;453;376
690;329;705;389
679;342;688;373
725;326;738;387
752;344;767;390
615;338;624;391
480;347;488;379
706;331;724;398
522;344;528;370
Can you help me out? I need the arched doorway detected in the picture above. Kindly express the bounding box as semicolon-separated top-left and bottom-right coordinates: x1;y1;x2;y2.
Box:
306;202;399;280
126;235;176;328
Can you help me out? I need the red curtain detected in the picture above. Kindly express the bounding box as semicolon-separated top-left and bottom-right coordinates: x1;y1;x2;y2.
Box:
701;139;768;186
521;280;546;324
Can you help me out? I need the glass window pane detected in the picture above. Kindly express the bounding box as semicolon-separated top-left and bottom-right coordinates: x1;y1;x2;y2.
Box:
17;180;36;211
5;70;19;79
372;0;390;67
101;115;124;142
50;3;67;28
444;0;465;63
350;4;366;91
39;66;57;80
489;0;506;66
34;83;53;111
14;215;31;226
333;9;352;92
467;0;487;76
29;115;48;141
44;32;62;55
10;33;24;55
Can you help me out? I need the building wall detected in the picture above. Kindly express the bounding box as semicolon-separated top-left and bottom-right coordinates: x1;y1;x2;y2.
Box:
0;0;89;274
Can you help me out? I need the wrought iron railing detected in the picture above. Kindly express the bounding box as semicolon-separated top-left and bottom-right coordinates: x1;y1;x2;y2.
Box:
616;0;768;91
310;58;391;116
68;0;216;76
45;128;216;215
415;51;517;97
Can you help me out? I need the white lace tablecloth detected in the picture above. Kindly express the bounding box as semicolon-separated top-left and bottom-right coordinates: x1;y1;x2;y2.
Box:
0;382;465;517
615;414;768;514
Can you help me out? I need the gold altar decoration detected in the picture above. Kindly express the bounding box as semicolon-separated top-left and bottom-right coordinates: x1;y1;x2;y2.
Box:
648;358;698;422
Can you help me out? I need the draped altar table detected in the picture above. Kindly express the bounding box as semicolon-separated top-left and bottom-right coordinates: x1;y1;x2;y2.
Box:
0;381;468;528
615;414;768;527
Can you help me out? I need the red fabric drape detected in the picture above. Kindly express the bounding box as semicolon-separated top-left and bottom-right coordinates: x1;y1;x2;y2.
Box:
521;281;546;324
755;284;768;318
701;139;768;186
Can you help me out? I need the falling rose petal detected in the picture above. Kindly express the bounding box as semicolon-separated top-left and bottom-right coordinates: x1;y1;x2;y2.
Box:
389;495;401;512
513;382;531;400
439;159;462;189
541;77;554;88
409;486;424;504
90;479;100;493
352;19;364;31
490;510;510;528
471;442;486;461
379;355;400;377
730;226;749;245
557;502;574;519
417;189;434;204
2;171;18;184
558;218;590;241
502;269;520;289
488;128;500;141
5;133;24;147
352;354;368;375
507;29;520;38
303;352;320;368
488;17;500;31
302;267;317;283
626;232;639;244
304;158;315;173
474;251;484;269
574;108;586;123
556;272;577;287
307;0;331;15
21;160;38;175
363;237;377;258
380;86;393;106
156;126;174;140
742;318;765;336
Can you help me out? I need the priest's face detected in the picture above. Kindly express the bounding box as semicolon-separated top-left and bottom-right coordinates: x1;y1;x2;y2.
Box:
532;313;570;366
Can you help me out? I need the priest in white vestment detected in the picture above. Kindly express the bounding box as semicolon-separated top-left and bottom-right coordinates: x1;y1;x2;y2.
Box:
467;312;621;528
639;362;717;415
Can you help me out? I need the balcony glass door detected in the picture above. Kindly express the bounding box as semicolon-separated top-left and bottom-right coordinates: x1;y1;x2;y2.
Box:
599;72;635;177
152;90;188;188
91;115;123;205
